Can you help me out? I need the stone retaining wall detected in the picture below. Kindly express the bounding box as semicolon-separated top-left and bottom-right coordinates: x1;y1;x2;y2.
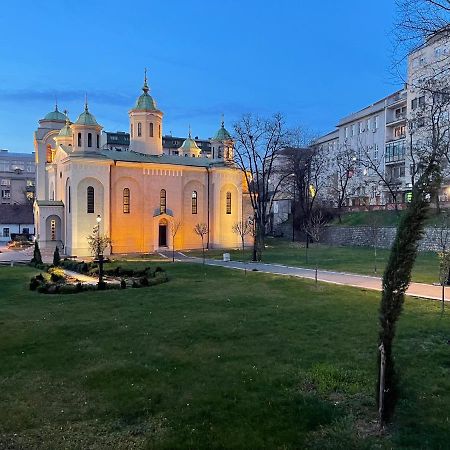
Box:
322;226;445;252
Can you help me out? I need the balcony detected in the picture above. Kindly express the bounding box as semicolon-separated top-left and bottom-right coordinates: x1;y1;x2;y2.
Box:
387;91;407;107
386;113;407;125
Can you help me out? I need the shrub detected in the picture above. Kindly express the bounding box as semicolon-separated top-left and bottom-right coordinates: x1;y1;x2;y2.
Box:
140;276;149;286
29;277;40;291
36;273;45;282
97;281;106;291
120;279;127;289
30;241;43;266
53;246;61;267
75;282;83;292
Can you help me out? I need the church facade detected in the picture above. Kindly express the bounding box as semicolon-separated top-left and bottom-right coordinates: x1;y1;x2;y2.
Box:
34;75;251;256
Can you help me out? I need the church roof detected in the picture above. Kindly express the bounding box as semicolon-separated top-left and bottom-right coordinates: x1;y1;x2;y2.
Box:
75;103;99;126
58;119;72;137
132;72;158;111
43;107;67;122
180;136;201;153
213;121;232;141
60;145;229;168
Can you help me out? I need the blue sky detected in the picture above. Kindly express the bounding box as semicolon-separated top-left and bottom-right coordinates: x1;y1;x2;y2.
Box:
0;0;400;153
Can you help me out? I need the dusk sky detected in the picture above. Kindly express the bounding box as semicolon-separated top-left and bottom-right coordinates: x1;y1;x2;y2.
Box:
0;0;400;153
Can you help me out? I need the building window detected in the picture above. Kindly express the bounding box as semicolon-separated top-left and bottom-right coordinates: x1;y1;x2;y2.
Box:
97;134;100;149
3;227;9;238
23;228;29;234
138;122;142;137
68;186;71;213
375;115;379;130
192;191;197;214
1;189;10;198
88;133;92;147
50;220;56;240
344;127;348;139
160;189;166;214
226;192;231;214
46;144;52;162
351;124;355;136
87;186;94;213
77;133;82;147
149;122;154;137
1;179;10;186
130;124;133;138
123;188;130;213
358;122;363;134
159;124;161;138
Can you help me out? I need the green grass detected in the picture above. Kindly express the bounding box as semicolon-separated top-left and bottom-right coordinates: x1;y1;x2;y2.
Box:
331;210;447;227
187;239;440;284
1;263;450;448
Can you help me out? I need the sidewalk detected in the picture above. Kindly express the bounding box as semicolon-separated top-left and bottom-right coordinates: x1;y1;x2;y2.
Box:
164;251;448;302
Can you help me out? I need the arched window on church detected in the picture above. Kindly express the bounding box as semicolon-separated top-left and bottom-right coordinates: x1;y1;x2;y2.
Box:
123;188;130;213
191;191;197;214
77;133;82;147
68;186;71;213
138;122;142;137
149;122;154;137
46;144;52;163
88;133;92;147
96;134;100;149
226;192;231;215
160;189;166;214
87;186;94;213
159;124;161;138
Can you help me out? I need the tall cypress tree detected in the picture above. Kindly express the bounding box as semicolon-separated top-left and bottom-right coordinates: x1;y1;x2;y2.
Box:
31;240;43;266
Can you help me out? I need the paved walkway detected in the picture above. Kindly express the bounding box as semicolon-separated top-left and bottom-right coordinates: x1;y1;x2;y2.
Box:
161;251;448;302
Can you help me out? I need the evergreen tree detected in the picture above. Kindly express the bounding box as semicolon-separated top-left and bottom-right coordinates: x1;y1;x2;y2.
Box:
53;246;61;267
30;240;43;266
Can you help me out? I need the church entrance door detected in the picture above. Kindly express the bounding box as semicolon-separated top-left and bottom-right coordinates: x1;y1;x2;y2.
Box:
159;224;167;247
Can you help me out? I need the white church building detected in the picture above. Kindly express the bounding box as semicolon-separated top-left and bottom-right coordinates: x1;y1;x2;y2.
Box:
33;74;251;256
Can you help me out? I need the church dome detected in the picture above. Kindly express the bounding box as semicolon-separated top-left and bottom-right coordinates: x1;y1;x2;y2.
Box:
133;81;158;111
75;103;99;126
180;137;201;152
213;120;232;141
58;118;72;137
43;107;67;122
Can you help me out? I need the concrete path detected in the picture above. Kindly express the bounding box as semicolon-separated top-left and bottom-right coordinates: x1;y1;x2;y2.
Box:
162;251;448;302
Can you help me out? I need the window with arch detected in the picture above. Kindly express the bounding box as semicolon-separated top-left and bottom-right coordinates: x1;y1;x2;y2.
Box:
123;188;130;213
77;133;82;147
226;192;232;214
159;124;161;138
68;186;71;213
192;191;197;214
87;186;95;213
138;122;142;137
149;122;154;137
160;189;166;214
88;133;92;147
96;134;100;148
46;145;52;163
50;219;56;240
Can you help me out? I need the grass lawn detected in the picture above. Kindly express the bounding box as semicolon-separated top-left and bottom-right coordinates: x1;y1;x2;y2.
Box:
1;262;450;449
186;239;440;284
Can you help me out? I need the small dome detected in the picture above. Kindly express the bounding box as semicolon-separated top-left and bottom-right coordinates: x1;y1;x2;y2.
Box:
180;137;201;152
75;104;99;126
43;107;67;122
132;71;158;111
213;120;232;141
58;118;72;137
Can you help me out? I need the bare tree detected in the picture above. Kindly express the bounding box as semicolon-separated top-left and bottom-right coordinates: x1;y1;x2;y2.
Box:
233;113;289;261
170;219;182;262
303;209;327;283
232;219;252;274
367;213;383;274
325;143;357;221
194;223;208;265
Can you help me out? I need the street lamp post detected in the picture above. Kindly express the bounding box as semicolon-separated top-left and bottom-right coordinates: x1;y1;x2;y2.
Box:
96;214;104;287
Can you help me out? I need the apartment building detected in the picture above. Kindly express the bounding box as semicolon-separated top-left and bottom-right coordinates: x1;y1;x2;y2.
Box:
0;149;35;205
